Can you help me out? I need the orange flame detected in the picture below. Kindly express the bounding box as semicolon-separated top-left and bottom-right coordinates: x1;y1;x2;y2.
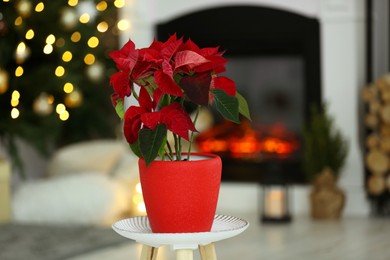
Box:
196;120;298;159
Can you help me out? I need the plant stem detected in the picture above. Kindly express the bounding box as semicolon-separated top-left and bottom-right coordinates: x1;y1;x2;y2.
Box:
178;136;182;159
166;141;174;160
165;149;173;161
132;86;139;100
173;134;181;161
187;106;201;160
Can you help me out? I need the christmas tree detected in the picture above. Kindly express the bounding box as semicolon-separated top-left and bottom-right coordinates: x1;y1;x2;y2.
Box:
0;0;125;177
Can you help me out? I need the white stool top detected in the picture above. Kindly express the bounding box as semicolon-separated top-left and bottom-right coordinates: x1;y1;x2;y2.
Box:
112;214;249;250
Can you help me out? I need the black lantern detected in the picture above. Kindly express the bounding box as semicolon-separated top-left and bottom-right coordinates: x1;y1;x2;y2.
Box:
260;162;292;223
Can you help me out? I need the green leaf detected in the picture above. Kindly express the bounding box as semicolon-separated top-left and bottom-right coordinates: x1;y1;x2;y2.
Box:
115;99;125;119
211;89;239;123
129;141;142;158
139;124;168;166
158;136;167;160
236;92;251;121
158;94;170;109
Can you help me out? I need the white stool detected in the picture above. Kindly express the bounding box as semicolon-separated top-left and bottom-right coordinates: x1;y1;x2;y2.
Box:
140;243;216;260
112;215;249;260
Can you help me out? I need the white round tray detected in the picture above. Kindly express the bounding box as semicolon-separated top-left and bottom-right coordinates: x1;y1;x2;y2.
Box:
112;214;249;249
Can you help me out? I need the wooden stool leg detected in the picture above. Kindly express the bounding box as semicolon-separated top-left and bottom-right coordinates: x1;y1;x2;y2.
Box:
140;245;158;260
199;243;217;260
176;249;193;260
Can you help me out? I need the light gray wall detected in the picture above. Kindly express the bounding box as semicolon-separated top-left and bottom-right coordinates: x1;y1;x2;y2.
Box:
372;0;389;79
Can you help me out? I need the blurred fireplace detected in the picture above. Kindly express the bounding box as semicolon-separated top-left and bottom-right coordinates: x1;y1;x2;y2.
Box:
156;5;321;183
196;120;299;160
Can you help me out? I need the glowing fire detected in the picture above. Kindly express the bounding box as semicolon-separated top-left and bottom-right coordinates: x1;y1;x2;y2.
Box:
196;120;299;159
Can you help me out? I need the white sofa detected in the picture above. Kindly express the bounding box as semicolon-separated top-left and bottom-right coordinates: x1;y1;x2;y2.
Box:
12;140;140;226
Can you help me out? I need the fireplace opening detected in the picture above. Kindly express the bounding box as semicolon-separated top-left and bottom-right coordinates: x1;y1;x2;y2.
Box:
157;5;321;183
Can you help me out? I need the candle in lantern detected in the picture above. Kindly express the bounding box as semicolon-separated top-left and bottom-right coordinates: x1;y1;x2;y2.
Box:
264;188;285;218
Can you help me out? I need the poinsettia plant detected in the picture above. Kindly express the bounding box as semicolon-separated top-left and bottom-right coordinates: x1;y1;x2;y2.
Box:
109;34;251;166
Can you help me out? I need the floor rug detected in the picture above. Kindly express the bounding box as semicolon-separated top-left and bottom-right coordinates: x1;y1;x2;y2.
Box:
0;223;129;260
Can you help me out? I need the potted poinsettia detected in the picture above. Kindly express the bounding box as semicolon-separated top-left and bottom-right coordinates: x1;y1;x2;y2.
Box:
109;34;250;233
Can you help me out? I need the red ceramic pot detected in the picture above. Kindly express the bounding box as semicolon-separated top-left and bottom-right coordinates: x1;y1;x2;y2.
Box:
138;153;222;233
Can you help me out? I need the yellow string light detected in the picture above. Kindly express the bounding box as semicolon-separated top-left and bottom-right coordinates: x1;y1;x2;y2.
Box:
12;90;20;100
15;42;30;64
15;66;24;77
59;110;69;121
55;66;65;77
25;29;35;39
68;0;78;7
56;103;70;121
87;36;99;48
11;108;20;119
15;16;23;26
11;99;19;107
97;21;108;33
137;202;146;213
62;51;73;62
96;1;107;11
117;19;130;31
135;183;142;193
132;193;143;204
35;2;44;12
11;90;20;107
56;103;66;114
46;34;56;45
133;182;146;213
3;0;10;2
79;13;90;24
16;42;26;53
84;54;95;65
63;82;74;93
43;44;53;54
71;32;81;42
114;0;125;8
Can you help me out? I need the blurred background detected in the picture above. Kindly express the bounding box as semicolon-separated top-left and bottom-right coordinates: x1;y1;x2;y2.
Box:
0;0;120;179
1;0;390;259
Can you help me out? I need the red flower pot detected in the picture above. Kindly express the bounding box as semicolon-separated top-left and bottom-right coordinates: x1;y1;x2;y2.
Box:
138;153;222;233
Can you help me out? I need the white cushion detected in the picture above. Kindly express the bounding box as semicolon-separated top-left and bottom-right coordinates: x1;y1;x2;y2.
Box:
12;173;132;225
46;140;126;177
111;152;139;179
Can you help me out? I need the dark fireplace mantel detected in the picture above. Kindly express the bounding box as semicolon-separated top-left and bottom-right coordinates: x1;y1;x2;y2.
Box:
156;5;322;184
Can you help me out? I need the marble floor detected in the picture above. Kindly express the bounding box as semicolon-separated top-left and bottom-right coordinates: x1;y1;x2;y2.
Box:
68;211;390;260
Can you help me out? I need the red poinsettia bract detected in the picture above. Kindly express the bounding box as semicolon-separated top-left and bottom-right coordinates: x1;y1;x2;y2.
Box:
123;87;196;144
